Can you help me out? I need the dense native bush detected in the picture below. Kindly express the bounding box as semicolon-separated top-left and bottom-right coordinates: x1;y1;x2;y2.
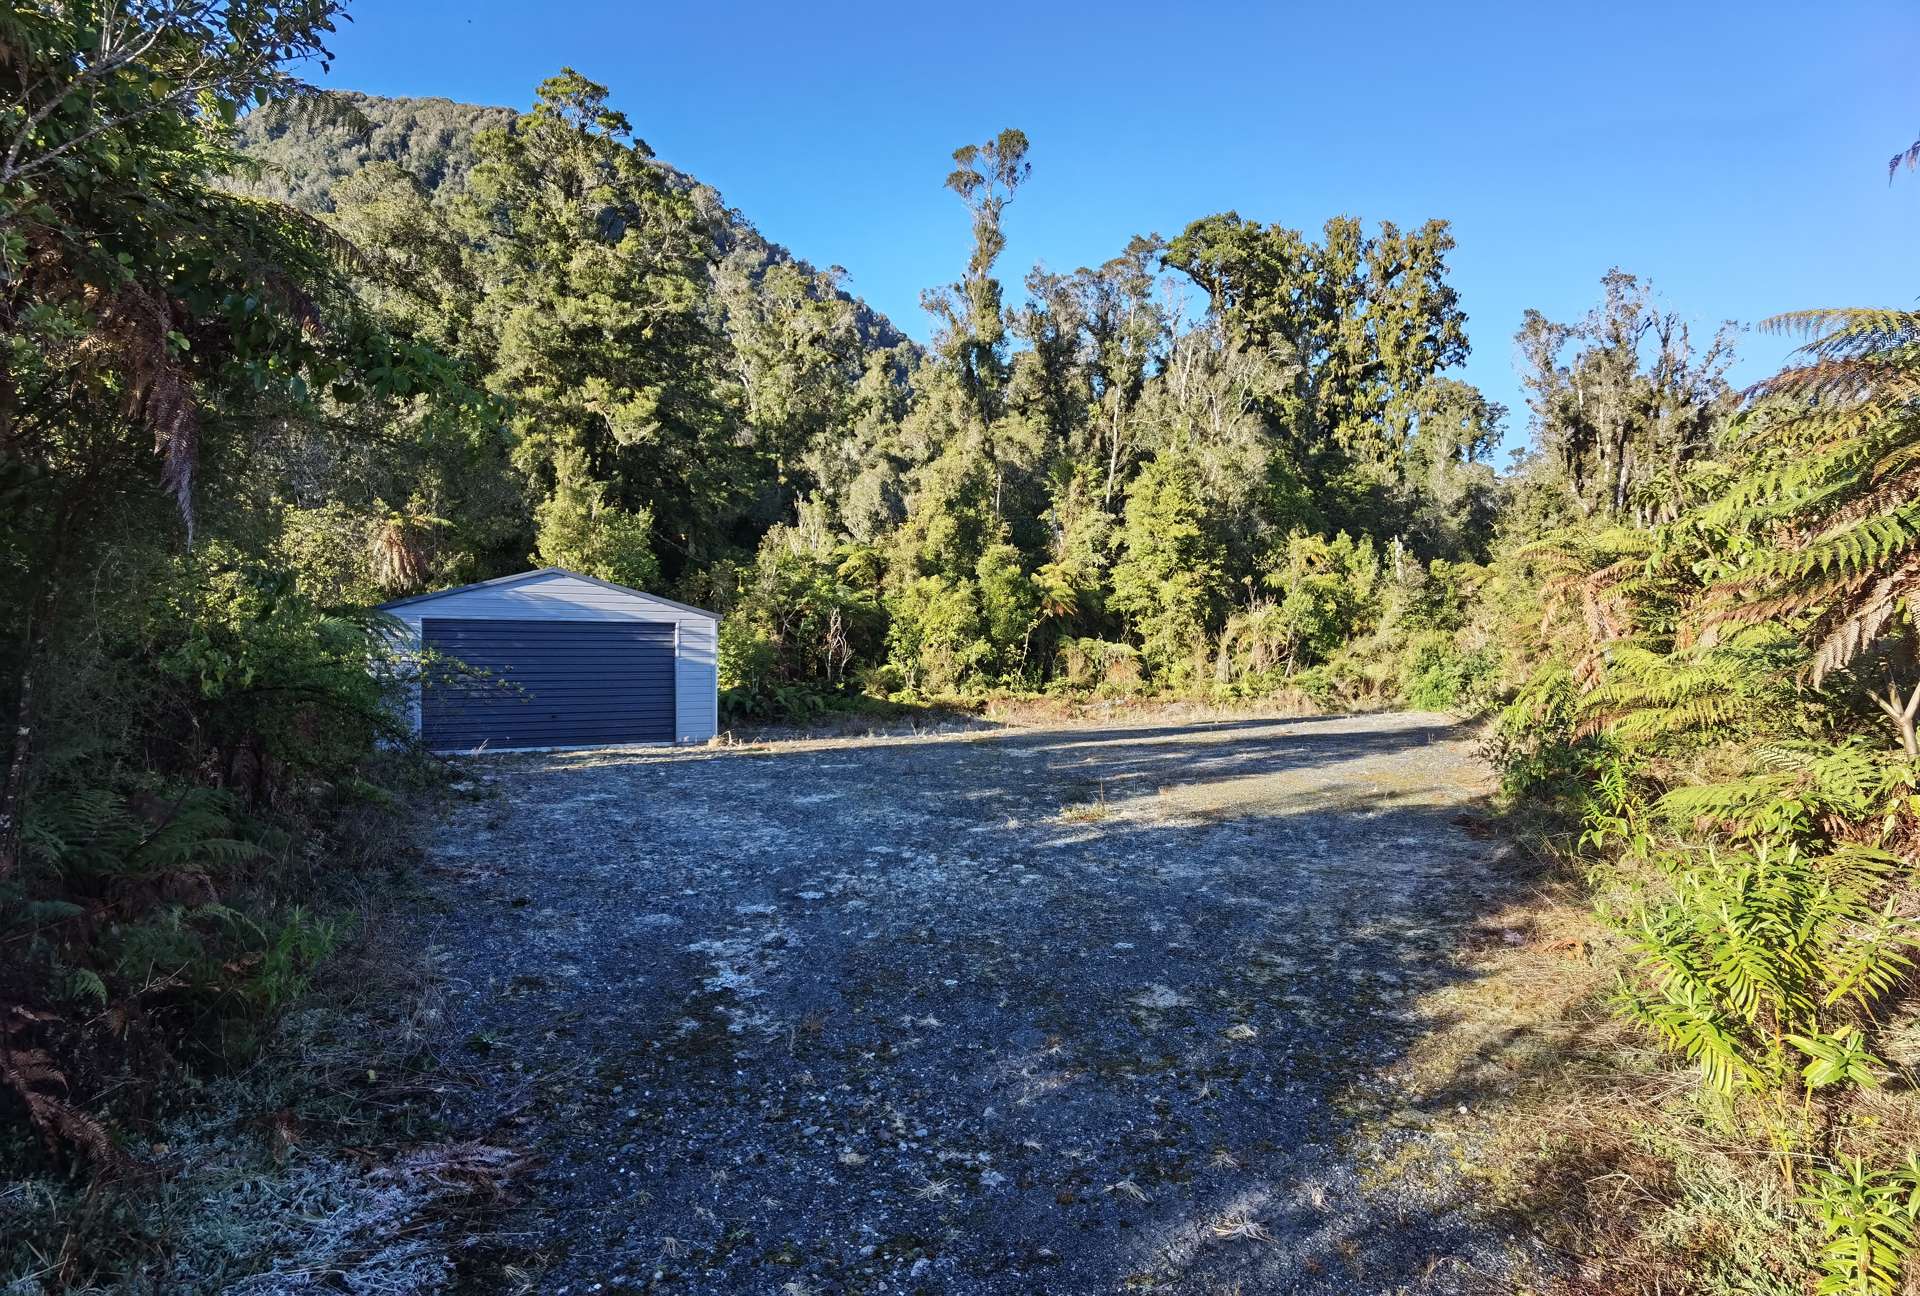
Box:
1397;631;1497;710
1480;307;1920;1293
2;546;420;1176
716;506;888;717
0;1;467;1191
233;87;1513;717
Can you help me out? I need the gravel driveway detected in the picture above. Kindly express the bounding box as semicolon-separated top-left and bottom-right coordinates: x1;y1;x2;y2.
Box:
419;711;1540;1295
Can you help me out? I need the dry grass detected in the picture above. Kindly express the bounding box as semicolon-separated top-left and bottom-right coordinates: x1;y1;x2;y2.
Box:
1207;1212;1278;1245
911;1176;955;1202
1365;832;1869;1295
371;1141;535;1200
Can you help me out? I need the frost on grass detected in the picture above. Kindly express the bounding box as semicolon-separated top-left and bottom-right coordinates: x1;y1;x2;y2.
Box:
216;1142;530;1293
0;1084;526;1296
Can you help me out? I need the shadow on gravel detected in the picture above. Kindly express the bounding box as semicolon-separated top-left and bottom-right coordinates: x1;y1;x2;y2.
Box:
418;713;1556;1295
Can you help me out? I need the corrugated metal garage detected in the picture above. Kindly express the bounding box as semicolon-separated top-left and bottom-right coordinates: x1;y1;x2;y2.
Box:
379;569;719;750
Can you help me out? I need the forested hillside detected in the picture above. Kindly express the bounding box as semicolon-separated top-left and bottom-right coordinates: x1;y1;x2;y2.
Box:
233;90;912;343
233;82;1514;715
3;5;1919;1293
231;91;515;209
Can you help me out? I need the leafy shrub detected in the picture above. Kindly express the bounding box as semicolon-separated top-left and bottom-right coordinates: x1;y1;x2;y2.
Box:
1057;637;1142;693
0;550;418;1168
1805;1157;1920;1296
532;467;663;593
1398;631;1496;711
718;617;780;715
1263;531;1381;669
149;548;408;793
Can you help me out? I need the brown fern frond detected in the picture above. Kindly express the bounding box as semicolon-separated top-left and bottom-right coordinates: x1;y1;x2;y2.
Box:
1805;552;1920;684
1759;308;1920;344
1571;649;1608;693
0;1007;119;1169
372;519;430;594
1893;137;1920;183
1693;585;1826;639
1803;460;1920;536
1749;360;1920;409
99;286;200;542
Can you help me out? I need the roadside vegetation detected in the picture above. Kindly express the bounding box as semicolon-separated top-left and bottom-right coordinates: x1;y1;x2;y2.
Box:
1;2;1917;1292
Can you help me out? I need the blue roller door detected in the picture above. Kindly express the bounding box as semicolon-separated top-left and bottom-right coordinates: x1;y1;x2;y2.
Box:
421;617;676;749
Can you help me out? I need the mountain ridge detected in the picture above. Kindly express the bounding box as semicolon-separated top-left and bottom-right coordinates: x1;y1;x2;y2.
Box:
232;90;912;351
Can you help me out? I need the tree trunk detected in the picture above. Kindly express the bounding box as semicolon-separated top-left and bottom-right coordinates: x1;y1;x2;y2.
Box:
1872;677;1920;759
0;606;44;882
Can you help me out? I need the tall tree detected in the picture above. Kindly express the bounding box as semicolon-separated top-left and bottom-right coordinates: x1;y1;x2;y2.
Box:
1163;212;1470;509
1517;269;1734;523
714;253;868;516
457;70;739;579
921;128;1029;422
1109;450;1224;679
0;1;463;876
1015;236;1171;507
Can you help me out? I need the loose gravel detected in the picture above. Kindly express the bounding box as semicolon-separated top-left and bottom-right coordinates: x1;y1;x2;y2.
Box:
415;711;1547;1294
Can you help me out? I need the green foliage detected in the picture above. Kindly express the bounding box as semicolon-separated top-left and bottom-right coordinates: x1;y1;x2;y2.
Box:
460;71;742;579
1515;270;1734;523
1264;531;1382;669
1691;312;1920;712
533;468;663;591
22;787;260;883
1576;625;1804;747
1485;286;1920;1293
1109;452;1223;681
975;541;1040;678
1163;211;1470;505
886;573;991;694
0;3;460;1184
150;549;410;784
1399;631;1495;710
232;92;518;210
1656;741;1915;842
1056;637;1142;693
9;782;344;1066
1615;841;1912;1096
718;507;885;715
1806;1157;1920;1296
211;84;1516;720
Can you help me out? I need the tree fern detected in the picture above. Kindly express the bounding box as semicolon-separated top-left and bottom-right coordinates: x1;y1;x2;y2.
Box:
1697;312;1920;711
22;787;261;881
1619;842;1914;1098
1655;740;1902;840
1576;624;1799;746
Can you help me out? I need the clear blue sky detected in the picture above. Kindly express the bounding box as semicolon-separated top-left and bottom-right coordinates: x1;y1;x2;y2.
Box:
317;0;1920;457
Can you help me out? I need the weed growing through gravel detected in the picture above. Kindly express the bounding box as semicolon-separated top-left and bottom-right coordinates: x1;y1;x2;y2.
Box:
1210;1213;1279;1245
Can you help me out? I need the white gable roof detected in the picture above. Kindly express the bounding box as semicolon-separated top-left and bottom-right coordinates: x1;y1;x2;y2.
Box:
376;568;719;621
